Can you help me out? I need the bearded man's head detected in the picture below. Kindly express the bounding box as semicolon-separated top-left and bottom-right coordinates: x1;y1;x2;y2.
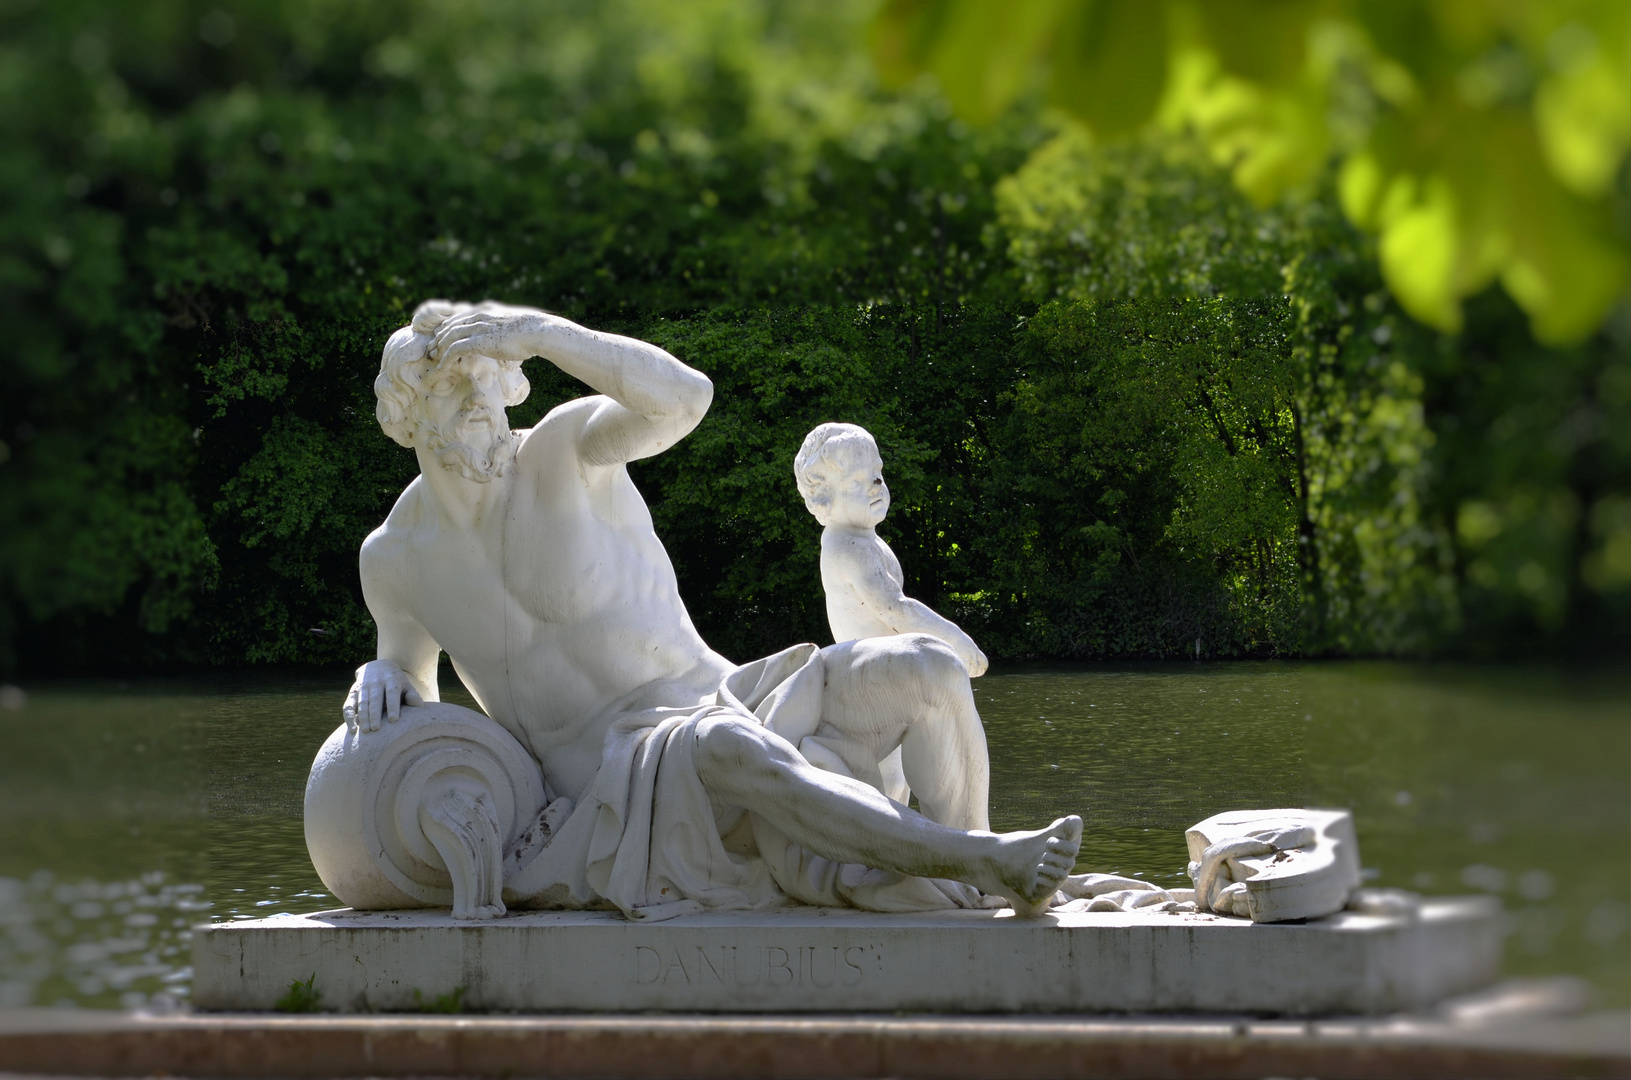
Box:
376;300;531;483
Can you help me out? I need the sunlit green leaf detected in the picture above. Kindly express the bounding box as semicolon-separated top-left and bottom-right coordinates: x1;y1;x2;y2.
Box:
1197;0;1317;87
1048;0;1169;136
1496;137;1631;344
1378;175;1461;332
1532;12;1631;197
871;0;1631;343
1339;150;1385;227
873;0;1064;124
1184;70;1329;205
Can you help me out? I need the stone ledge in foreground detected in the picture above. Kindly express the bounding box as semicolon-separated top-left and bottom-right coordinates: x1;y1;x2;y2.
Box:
192;898;1500;1015
1;991;1626;1080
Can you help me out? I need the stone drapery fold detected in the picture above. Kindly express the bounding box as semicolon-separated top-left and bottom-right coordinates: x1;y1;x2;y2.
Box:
504;645;837;920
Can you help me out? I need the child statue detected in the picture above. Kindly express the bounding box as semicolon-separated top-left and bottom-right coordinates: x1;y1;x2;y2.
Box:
795;423;989;807
795;423;988;677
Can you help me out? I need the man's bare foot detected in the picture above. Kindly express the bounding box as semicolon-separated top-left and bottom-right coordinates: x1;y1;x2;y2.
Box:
979;816;1083;917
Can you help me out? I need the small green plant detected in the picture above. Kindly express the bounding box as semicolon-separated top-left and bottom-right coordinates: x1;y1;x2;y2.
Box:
414;985;467;1014
274;973;322;1013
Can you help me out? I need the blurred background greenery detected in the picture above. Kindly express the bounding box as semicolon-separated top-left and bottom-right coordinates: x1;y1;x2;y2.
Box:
1;0;1627;673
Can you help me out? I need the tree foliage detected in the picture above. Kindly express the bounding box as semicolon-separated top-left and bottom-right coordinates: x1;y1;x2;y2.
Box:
874;0;1631;344
1;0;1625;673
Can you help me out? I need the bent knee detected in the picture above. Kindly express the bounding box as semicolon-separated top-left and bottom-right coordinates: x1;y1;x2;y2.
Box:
901;633;962;665
863;633;965;684
693;714;792;777
825;634;969;716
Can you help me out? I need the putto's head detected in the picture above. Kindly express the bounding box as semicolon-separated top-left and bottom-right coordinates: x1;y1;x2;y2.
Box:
376;299;530;483
794;422;888;528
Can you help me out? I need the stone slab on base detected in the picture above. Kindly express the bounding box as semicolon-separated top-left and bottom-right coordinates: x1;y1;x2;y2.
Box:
193;898;1500;1016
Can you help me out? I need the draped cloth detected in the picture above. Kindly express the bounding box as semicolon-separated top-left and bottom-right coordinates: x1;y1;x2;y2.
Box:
495;642;1174;933
498;643;1181;921
504;643;875;921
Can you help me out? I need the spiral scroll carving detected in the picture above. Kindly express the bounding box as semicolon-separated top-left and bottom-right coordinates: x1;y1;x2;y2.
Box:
304;702;547;915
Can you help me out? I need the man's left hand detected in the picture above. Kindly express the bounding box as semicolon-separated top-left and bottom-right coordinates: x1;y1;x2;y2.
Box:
429;305;550;368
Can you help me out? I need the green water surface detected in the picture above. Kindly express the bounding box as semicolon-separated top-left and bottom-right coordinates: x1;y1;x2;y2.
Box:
0;662;1625;1009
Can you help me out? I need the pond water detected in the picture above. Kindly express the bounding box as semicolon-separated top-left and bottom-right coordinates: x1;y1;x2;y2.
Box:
0;662;1626;1010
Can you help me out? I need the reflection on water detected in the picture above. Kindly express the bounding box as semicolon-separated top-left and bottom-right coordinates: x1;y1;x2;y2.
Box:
0;662;1626;1008
1;873;205;1008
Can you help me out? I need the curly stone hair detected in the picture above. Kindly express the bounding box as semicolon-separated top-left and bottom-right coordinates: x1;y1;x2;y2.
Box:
374;299;531;448
793;422;878;518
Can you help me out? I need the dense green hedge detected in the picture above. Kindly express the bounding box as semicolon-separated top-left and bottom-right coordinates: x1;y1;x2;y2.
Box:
2;1;1626;673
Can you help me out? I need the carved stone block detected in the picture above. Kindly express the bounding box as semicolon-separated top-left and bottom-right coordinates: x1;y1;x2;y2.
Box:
1186;809;1363;923
192;899;1501;1015
304;703;547;918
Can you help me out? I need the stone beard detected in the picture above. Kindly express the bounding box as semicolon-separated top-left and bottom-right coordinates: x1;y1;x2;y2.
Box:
420;407;517;483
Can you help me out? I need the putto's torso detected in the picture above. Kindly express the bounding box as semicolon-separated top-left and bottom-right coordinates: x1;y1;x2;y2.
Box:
822;527;905;645
364;398;730;801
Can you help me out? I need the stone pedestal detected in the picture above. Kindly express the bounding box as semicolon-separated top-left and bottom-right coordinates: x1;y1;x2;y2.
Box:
193;897;1499;1016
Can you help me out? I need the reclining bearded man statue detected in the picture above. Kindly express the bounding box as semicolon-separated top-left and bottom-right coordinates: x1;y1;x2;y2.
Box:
320;299;1082;921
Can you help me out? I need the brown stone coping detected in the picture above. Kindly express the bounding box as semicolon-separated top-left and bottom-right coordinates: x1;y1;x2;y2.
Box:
1;1008;1626;1079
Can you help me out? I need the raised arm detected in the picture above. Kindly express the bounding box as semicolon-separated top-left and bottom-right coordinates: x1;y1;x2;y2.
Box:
429;303;712;466
824;534;989;677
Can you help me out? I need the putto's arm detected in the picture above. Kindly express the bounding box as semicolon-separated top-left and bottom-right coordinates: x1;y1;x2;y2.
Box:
828;536;989;677
429;304;712;466
867;593;989;678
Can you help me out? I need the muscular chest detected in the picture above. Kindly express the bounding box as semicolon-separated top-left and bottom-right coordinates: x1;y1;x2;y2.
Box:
404;468;666;646
498;467;669;625
401;527;512;663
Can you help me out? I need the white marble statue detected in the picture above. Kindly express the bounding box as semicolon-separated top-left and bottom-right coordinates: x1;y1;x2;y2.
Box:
305;701;547;919
1185;809;1362;922
308;299;1083;922
787;422;1195;917
796;423;988;678
795;422;988;807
